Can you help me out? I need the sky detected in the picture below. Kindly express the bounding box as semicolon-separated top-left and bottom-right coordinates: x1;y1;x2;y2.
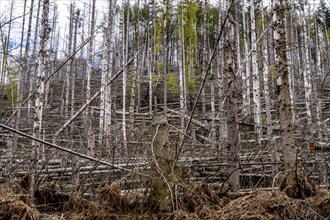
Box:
0;0;324;58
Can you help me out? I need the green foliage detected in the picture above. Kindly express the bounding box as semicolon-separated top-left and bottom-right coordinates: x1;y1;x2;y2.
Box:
140;4;149;21
151;74;158;90
187;74;197;95
153;16;164;56
126;68;136;93
1;70;18;107
186;2;199;52
208;7;219;36
167;72;179;94
315;0;330;30
177;1;201;96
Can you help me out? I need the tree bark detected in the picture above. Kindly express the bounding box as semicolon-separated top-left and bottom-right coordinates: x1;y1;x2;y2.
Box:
273;0;296;170
225;15;240;191
31;0;50;197
86;0;96;150
250;0;262;145
242;0;251;117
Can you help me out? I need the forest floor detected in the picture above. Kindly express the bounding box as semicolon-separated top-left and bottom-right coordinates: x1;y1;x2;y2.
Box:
0;171;329;220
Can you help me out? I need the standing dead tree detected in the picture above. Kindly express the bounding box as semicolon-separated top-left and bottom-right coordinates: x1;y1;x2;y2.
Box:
30;0;50;197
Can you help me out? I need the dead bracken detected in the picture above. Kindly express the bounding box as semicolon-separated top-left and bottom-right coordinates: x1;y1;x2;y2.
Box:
1;174;329;220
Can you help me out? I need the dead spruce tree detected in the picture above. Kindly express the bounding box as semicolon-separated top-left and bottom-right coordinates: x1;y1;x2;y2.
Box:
225;14;240;191
273;0;296;170
31;0;50;197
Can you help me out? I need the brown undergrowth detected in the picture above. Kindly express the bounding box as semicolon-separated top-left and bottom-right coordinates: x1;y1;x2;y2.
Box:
0;183;39;220
0;171;329;220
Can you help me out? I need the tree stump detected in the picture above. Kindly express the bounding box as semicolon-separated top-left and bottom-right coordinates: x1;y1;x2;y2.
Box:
148;112;177;212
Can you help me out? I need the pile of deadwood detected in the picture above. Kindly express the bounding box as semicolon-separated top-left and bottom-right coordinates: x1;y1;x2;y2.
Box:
0;170;329;220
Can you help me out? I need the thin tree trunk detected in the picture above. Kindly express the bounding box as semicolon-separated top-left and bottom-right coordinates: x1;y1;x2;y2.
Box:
218;1;227;155
104;0;116;147
301;8;313;144
130;0;138;139
86;0;96;151
65;4;74;123
285;11;296;125
13;0;35;167
28;0;41;117
122;1;129;154
262;1;277;177
242;0;251;117
250;0;261;145
225;15;239;192
71;8;80;117
19;0;27;58
178;2;186;142
163;0;169;114
31;0;50;197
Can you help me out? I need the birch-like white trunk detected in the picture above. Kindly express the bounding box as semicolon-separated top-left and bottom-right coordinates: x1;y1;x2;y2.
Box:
262;0;277;177
70;8;79;117
99;43;106;144
31;0;49;197
178;2;186;141
250;0;261;145
242;0;251;117
285;12;296;124
86;0;96;152
122;2;129;153
13;0;35;166
28;0;41;117
65;4;74;123
129;0;138;139
301;8;313;142
105;0;117;147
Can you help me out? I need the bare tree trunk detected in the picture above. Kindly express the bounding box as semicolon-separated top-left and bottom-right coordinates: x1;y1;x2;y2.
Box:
178;2;187;142
262;1;278;177
146;7;153;114
285;11;296;125
273;0;296;170
13;0;35;168
122;1;129;154
225;15;239;192
19;0;27;58
86;0;96;152
163;0;169;114
178;8;185;142
250;0;261;145
4;1;14;172
218;0;227;155
242;0;251;117
104;0;116;147
31;0;50;197
28;0;41;117
130;0;139;139
301;8;313;144
65;3;74;124
71;8;80;118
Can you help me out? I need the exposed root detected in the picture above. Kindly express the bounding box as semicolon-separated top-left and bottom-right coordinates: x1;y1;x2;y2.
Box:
279;170;316;199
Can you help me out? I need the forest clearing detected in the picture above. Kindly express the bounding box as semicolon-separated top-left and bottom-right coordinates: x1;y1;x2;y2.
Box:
0;0;330;219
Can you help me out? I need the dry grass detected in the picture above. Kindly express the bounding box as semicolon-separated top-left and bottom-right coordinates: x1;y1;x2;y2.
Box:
0;171;329;220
